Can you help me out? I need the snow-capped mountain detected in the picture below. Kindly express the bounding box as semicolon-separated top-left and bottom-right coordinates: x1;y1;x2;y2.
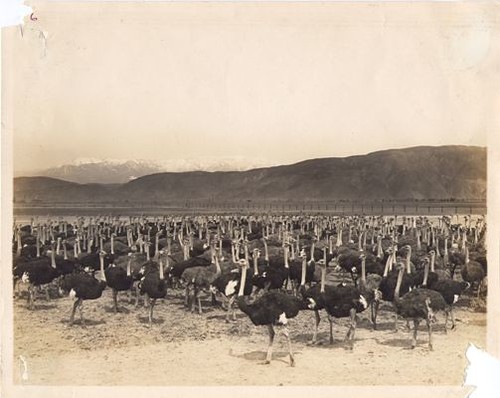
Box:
20;157;278;184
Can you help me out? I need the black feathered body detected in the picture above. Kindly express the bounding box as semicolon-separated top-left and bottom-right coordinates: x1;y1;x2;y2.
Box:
322;286;368;318
394;288;446;319
140;264;167;299
61;273;107;300
429;280;469;305
105;265;134;291
237;291;304;326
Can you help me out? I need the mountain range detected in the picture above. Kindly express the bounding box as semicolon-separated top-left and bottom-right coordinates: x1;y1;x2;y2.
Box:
17;156;278;184
14;146;486;205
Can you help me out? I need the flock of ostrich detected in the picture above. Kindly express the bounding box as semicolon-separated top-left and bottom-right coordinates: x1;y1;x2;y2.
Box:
12;213;487;366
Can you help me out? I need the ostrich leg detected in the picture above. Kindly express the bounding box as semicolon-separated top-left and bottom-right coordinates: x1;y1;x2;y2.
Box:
411;319;420;349
427;318;434;350
282;326;295;367
264;324;275;364
328;315;334;344
45;286;50;301
309;310;321;345
78;301;85;327
225;296;236;323
27;285;35;310
450;306;456;330
345;308;357;349
112;289;119;313
371;300;379;330
69;299;81;325
148;299;156;328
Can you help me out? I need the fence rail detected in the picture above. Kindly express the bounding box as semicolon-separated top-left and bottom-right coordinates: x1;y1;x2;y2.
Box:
13;200;487;217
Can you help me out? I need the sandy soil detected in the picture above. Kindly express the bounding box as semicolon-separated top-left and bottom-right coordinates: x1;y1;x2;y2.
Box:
12;281;486;386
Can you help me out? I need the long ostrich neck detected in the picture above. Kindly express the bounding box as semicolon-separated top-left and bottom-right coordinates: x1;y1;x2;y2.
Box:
264;240;269;262
56;238;61;255
444;238;448;256
214;253;221;277
36;235;40;257
362;230;367;248
231;242;237;263
329;236;333;254
253;251;259;275
394;267;404;301
422;260;430;287
417;232;421;250
383;253;391;277
100;255;106;281
63;242;68;259
430;253;435;272
320;265;326;294
159;256;164;280
127;257;131;276
244;244;249;264
238;265;248;296
465;246;469;263
50;249;56;268
284;246;289;268
146;245;150;261
300;256;307;286
310;241;315;262
358;232;363;251
361;257;366;283
377;237;382;257
111;234;115;254
406;248;412;274
323;247;327;265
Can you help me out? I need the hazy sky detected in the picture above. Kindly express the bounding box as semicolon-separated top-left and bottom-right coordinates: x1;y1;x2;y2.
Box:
7;1;496;172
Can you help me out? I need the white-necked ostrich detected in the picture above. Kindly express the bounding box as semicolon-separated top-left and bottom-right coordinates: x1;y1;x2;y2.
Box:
139;252;168;327
236;259;305;367
104;252;134;313
392;262;447;350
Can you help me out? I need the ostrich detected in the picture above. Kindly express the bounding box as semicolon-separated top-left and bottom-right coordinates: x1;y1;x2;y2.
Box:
60;267;107;327
104;253;134;313
426;278;470;331
357;253;383;329
392;262;447;350
139;252;168;327
188;248;223;314
236;259;305;367
461;244;486;297
297;253;326;345
310;259;368;348
210;258;253;322
14;243;60;309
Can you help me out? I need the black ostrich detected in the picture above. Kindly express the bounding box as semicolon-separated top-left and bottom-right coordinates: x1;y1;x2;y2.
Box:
210;259;253;322
60;271;107;326
392;262;447;350
357;253;383;329
139;253;168;327
104;253;134;313
14;244;60;309
376;250;415;330
426;278;470;331
236;259;305;367
297;255;326;345
310;260;368;348
462;245;486;297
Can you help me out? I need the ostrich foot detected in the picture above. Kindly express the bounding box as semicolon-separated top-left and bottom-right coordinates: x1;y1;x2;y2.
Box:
290;358;295;367
262;360;271;365
307;340;323;346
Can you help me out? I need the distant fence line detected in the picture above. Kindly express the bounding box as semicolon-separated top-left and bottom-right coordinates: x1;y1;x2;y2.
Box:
13;200;487;217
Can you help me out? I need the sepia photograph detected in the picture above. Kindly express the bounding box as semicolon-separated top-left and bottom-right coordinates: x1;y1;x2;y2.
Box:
1;1;499;397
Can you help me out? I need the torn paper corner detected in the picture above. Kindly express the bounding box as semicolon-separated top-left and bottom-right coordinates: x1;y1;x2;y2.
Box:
464;344;500;398
0;0;32;28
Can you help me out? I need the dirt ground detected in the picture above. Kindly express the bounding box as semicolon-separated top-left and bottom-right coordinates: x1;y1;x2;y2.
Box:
12;279;486;386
